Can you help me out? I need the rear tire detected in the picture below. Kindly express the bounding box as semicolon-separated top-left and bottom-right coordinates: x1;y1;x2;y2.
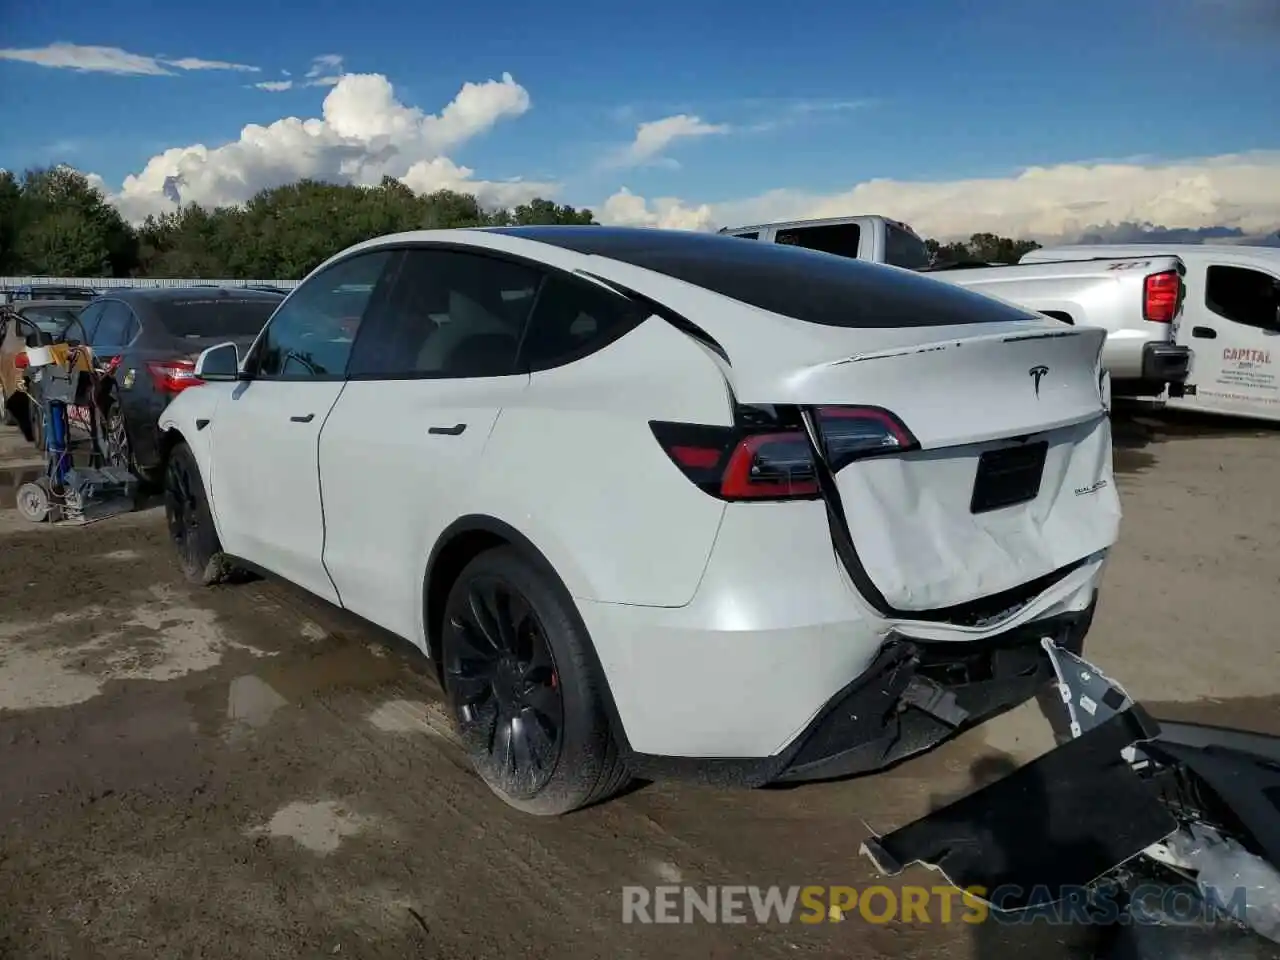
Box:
441;546;629;815
164;442;231;585
104;403;160;487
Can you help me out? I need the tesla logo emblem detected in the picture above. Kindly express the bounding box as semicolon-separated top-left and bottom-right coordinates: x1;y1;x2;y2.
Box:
1029;365;1049;397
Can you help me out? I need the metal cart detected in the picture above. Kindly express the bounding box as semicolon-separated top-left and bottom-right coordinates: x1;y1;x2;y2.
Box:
14;339;138;524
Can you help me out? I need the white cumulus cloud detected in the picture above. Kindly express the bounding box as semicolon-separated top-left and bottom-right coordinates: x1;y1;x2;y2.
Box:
96;71;541;222
605;114;731;169
0;42;258;75
597;151;1280;242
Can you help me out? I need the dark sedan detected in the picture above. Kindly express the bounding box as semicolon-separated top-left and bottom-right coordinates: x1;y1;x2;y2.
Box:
63;286;284;482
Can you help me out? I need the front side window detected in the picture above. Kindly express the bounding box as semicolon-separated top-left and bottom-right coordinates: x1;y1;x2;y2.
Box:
348;249;542;379
250;251;395;379
1205;266;1280;330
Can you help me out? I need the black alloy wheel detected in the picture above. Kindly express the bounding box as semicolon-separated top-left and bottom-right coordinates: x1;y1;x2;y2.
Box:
444;574;565;798
165;449;201;565
103;405;131;470
163;442;225;584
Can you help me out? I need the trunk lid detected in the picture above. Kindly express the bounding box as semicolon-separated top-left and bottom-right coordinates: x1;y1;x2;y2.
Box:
787;323;1118;616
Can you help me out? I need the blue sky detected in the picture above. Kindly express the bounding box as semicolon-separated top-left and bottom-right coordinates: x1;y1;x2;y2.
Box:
2;0;1278;238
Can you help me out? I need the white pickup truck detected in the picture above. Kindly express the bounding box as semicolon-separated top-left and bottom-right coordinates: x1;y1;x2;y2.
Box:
718;215;1193;398
1022;243;1280;424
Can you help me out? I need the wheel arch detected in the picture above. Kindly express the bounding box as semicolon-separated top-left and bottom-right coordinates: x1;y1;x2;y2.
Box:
157;425;187;464
422;514;633;752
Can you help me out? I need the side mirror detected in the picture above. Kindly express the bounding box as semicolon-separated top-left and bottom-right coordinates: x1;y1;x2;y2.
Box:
195;341;240;380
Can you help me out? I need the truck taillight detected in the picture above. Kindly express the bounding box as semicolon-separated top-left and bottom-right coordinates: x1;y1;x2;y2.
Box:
14;352;28;369
651;406;918;501
1143;270;1181;324
146;359;203;394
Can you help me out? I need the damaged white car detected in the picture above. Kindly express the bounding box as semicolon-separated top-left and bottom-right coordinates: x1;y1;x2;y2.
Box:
159;225;1120;816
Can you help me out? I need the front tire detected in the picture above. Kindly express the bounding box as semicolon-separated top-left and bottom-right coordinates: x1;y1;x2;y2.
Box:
164;442;230;585
441;547;629;815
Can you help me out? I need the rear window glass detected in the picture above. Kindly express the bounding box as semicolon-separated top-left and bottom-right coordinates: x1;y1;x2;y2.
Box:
506;228;1037;329
776;223;861;258
884;224;932;270
157;297;281;339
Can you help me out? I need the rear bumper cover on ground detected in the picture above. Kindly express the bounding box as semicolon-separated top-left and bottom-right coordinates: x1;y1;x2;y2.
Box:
861;642;1280;948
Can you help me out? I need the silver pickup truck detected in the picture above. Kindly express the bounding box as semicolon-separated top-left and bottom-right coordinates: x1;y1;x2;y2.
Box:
718;215;1193;398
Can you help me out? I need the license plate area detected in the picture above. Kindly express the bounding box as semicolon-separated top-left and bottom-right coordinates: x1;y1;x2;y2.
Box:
970;440;1048;514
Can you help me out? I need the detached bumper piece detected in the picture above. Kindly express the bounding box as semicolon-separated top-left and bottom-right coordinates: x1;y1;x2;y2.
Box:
862;705;1177;909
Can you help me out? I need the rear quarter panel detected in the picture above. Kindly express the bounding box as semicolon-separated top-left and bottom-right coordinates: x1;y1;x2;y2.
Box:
473;316;734;608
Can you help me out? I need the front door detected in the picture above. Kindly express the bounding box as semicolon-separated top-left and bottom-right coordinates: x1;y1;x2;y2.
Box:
318;247;544;643
208;249;398;603
1174;261;1280;421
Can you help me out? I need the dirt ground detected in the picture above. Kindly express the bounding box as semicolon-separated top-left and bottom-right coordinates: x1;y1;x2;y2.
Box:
1;408;1278;960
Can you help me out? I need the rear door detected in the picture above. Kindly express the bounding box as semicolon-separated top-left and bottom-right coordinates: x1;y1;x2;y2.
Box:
319;246;546;640
1172;259;1280;421
209;251;397;601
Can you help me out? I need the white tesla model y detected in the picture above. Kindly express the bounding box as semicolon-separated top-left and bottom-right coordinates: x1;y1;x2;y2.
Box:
158;227;1120;815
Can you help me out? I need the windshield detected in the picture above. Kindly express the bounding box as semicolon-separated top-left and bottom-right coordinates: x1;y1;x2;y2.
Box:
157;297;282;339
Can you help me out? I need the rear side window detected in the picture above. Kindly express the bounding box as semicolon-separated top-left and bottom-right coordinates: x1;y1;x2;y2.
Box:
90;301;136;347
68;301;105;343
1205;266;1280;330
519;275;648;372
775;222;861;259
349;249;542;379
884;224;931;270
157;297;282;340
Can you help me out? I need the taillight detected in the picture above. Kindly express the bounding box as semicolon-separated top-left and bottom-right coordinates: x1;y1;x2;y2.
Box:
651;406;917;501
721;432;818;498
146;359;203;394
14;352;28;369
1143;270;1181;324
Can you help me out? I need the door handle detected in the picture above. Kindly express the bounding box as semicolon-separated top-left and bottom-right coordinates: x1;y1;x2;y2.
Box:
428;423;467;436
1191;326;1217;339
290;413;315;423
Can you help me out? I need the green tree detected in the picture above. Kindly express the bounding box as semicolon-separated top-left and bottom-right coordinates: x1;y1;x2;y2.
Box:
924;232;1041;265
14;167;137;275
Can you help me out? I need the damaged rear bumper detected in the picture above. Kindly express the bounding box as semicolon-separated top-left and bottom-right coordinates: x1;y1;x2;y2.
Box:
772;600;1095;784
